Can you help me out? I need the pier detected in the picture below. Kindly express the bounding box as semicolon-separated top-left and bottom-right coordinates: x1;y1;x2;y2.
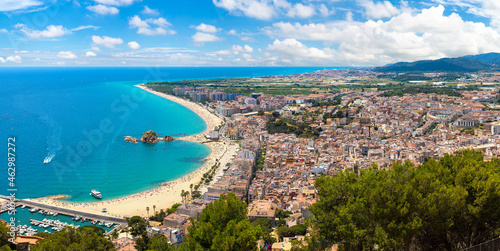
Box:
0;195;127;231
29;219;76;229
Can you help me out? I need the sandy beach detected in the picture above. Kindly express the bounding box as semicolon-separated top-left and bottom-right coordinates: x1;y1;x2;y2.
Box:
29;84;236;219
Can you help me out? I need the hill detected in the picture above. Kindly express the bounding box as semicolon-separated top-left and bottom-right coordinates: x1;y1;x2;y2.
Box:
373;52;500;72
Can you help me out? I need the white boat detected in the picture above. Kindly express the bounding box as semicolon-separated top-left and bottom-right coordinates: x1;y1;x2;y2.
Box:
90;190;102;199
29;207;39;213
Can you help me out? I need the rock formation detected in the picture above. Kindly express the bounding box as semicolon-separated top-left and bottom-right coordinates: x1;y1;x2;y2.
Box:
141;130;159;143
163;135;174;141
124;136;138;143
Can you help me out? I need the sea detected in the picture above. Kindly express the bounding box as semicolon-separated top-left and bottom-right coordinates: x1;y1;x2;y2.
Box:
0;67;333;202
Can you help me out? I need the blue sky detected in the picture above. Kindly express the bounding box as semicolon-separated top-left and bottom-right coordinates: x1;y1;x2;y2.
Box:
1;0;500;66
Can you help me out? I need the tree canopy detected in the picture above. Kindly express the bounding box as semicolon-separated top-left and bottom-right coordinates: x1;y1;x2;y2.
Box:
128;216;147;236
31;226;115;251
266;117;320;138
179;193;262;251
306;149;500;250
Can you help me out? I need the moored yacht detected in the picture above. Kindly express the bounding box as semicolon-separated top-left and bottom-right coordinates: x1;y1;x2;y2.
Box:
90;190;102;199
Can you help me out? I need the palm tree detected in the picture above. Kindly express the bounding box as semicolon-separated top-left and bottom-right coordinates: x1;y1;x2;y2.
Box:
190;184;193;195
146;206;149;218
110;230;119;240
194;184;200;191
181;189;185;202
153;205;156;216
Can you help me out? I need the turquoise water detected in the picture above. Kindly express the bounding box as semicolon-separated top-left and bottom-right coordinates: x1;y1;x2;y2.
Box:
0;67;334;202
0;206;115;234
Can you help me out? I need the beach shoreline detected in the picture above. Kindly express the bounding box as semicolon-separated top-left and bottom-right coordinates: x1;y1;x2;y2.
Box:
29;84;235;218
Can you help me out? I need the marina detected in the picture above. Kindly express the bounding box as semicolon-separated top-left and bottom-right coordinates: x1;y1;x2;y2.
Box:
0;196;126;235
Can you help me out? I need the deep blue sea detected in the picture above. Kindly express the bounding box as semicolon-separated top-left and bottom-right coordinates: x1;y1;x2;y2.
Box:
0;67;333;202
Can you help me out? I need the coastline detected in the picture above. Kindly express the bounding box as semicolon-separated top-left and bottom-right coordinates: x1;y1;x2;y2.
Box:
136;84;223;141
29;84;235;218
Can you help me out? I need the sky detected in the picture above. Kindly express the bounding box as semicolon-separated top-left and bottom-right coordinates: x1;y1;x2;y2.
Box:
1;0;500;67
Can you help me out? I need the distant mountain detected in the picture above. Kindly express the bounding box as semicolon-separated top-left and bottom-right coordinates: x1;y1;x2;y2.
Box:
461;52;500;63
373;52;500;73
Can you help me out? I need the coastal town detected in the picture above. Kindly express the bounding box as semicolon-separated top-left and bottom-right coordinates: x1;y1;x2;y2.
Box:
3;69;500;250
5;0;500;249
109;70;499;250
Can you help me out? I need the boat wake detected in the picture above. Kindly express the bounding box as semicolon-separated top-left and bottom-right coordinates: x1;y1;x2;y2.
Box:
40;115;62;165
43;154;55;164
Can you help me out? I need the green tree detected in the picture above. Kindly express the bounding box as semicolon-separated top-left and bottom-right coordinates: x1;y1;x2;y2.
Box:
0;245;12;251
308;149;500;250
179;193;262;251
250;218;273;234
146;207;150;218
79;225;106;237
128;216;147;236
32;226;115;251
167;203;181;215
276;209;292;220
149;234;174;251
277;224;307;238
0;222;10;248
135;232;150;251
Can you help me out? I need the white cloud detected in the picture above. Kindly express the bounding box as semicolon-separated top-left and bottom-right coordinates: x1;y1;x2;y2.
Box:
213;0;321;20
268;39;331;59
242;53;255;61
92;46;101;52
358;0;400;19
128;41;141;50
346;11;354;21
319;4;333;17
192;32;223;44
441;0;500;29
19;25;71;39
0;28;7;33
231;44;254;54
0;55;22;63
16;24;98;39
7;55;22;63
263;5;500;66
57;51;77;59
92;35;123;48
244;44;254;53
213;0;276;20
93;0;139;7
87;4;119;15
86;51;97;57
228;29;237;35
215;50;231;55
142;6;159;15
241;36;255;42
72;25;100;31
287;3;316;18
195;23;220;33
0;0;43;12
129;15;176;36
